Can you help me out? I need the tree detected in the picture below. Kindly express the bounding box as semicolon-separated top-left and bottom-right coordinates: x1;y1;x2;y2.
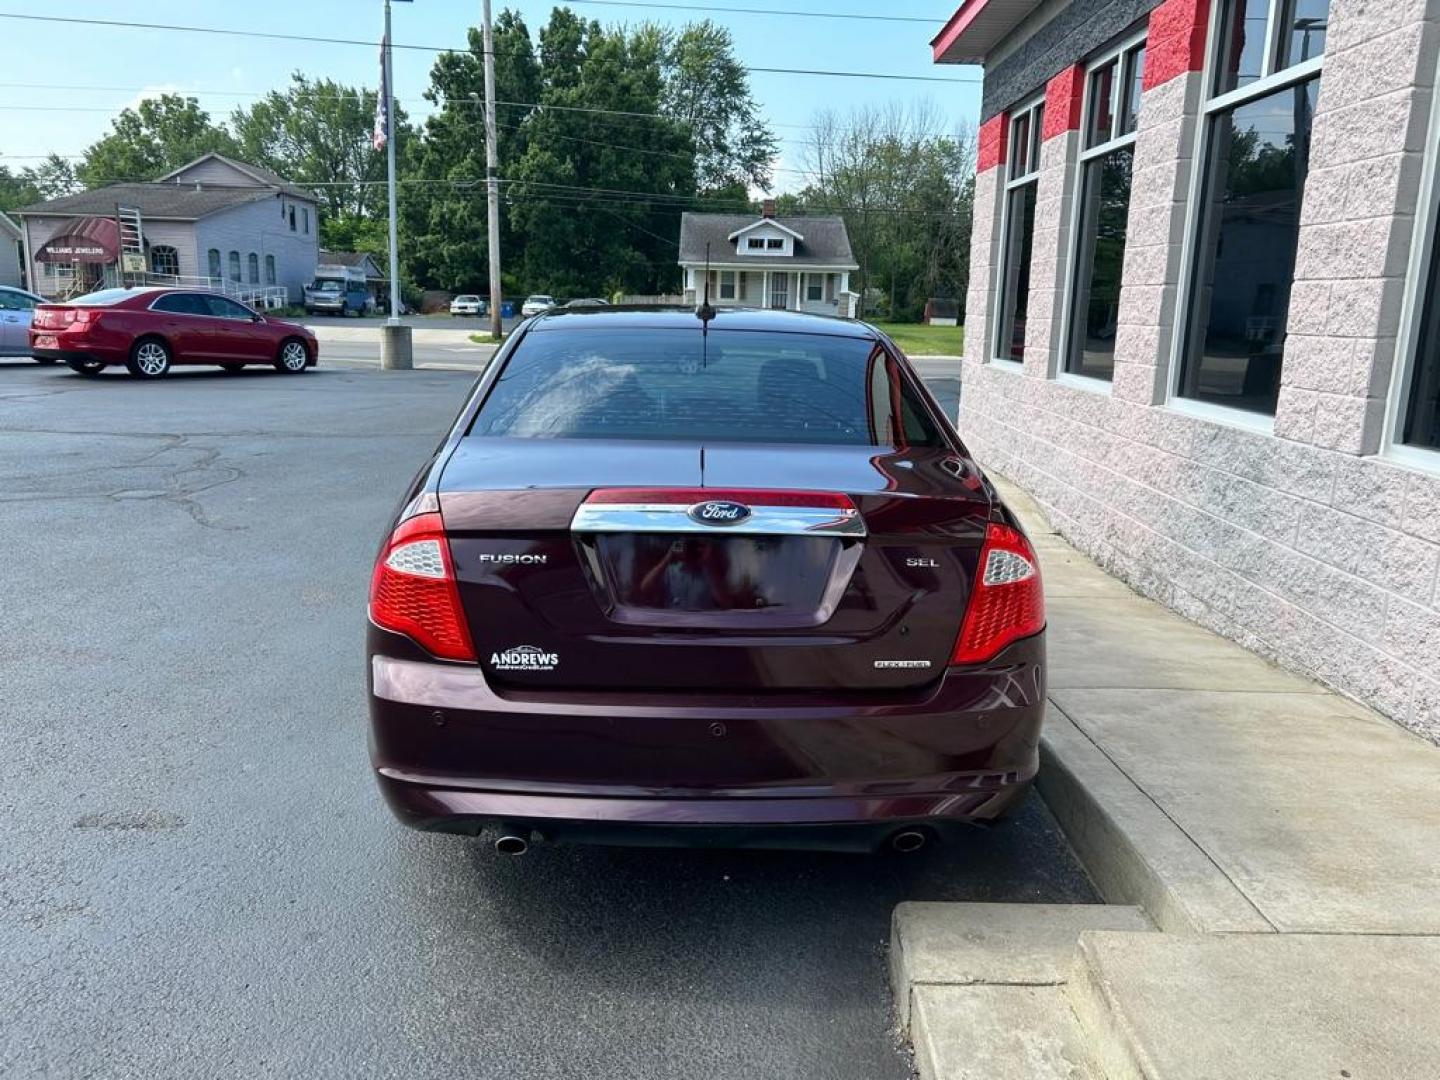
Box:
0;154;81;212
401;11;542;292
798;102;975;321
504;9;697;296
78;95;237;186
231;74;405;221
660;21;777;194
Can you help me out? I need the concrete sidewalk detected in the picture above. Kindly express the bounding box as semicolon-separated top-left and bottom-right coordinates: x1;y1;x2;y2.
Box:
892;471;1440;1077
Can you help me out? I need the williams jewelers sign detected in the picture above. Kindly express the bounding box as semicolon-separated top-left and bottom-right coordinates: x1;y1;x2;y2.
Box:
35;216;121;264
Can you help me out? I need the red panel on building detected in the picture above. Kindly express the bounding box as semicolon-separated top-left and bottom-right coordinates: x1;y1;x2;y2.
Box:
1042;64;1087;140
1143;0;1212;91
978;113;1008;174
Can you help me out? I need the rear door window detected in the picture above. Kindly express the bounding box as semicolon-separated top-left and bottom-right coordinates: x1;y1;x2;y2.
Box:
202;296;256;321
150;293;210;316
470;328;944;447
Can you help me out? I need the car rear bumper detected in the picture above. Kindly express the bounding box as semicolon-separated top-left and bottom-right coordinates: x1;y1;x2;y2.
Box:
33;347;109;365
368;632;1045;845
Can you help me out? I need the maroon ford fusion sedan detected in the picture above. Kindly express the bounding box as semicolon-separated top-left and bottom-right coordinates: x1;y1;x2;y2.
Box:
367;308;1045;854
30;287;318;378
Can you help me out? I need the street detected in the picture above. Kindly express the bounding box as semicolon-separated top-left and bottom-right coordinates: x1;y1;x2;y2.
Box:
0;361;1090;1080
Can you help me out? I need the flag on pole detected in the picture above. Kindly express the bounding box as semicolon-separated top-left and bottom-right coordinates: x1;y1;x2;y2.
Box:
373;33;390;152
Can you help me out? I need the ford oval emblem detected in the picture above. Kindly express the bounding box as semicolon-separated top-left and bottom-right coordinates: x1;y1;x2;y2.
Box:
688;500;752;526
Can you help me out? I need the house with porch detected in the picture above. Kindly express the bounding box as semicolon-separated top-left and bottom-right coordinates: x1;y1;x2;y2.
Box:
678;202;859;317
12;153;318;305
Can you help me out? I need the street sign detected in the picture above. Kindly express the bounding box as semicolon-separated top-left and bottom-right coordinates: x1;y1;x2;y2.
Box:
121;253;146;273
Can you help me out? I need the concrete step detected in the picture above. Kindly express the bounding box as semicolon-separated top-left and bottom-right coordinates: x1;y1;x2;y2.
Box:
891;902;1153;1080
1067;930;1440;1080
912;984;1098;1080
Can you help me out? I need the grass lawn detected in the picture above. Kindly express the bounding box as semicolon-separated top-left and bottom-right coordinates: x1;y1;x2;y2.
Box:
867;321;965;357
468;332;508;345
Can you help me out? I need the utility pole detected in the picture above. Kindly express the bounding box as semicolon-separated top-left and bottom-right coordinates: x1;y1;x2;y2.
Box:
481;0;503;341
384;0;402;326
378;0;412;368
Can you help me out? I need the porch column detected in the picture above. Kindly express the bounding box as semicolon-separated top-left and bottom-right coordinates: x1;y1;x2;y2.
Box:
791;272;799;311
763;269;770;310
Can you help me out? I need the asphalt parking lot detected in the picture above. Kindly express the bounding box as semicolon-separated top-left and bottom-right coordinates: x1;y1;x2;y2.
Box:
0;360;1094;1080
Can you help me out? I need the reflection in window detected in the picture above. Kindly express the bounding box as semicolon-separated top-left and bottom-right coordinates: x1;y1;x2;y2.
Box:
1181;81;1319;413
1069;149;1134;379
1404;219;1440;450
996;99;1045;362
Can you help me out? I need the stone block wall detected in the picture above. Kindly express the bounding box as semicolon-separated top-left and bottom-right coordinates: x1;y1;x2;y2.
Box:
960;0;1440;738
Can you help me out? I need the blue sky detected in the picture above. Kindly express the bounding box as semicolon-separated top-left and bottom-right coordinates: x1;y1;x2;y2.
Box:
0;0;982;193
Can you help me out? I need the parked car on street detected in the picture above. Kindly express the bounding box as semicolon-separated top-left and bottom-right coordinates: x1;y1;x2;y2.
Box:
562;297;610;308
367;308;1046;854
30;287;319;378
520;294;556;317
450;294;487;317
0;285;44;360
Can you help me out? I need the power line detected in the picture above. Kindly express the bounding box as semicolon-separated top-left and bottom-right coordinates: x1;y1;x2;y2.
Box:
565;0;941;23
0;11;977;84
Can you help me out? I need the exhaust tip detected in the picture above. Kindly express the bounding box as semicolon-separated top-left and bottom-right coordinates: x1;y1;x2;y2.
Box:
890;829;928;854
495;834;529;856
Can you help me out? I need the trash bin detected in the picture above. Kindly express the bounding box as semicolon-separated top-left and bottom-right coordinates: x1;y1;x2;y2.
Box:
501;301;515;318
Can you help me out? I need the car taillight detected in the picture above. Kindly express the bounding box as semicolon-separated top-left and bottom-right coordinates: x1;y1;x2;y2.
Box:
368;511;476;662
72;310;101;329
950;522;1045;665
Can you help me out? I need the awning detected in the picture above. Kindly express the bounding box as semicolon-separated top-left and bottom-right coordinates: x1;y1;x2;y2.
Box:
35;216;121;264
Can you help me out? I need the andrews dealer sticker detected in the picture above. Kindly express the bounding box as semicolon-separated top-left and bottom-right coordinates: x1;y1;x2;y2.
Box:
490;645;560;672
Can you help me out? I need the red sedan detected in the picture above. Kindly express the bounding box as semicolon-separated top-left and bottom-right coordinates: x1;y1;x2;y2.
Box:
30;287;318;378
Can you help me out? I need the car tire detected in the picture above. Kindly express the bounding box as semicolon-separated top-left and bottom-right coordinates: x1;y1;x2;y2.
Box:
274;338;309;373
34;356;58;365
221;363;245;375
66;358;104;376
125;337;171;379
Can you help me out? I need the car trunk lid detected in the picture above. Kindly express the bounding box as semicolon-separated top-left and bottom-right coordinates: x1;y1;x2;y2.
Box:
440;438;991;693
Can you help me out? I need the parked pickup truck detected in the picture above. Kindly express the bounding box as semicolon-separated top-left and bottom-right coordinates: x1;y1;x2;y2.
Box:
304;265;373;317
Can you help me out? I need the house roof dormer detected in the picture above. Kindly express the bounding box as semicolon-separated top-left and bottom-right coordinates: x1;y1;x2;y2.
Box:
726;218;804;244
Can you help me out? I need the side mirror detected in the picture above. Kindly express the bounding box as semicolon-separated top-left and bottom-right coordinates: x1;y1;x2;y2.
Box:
252;313;264;322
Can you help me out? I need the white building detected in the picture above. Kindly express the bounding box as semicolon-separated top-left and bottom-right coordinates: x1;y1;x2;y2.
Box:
936;0;1439;736
678;202;859;316
12;153;318;305
0;211;22;290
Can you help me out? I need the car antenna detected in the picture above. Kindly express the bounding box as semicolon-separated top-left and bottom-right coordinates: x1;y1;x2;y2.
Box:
696;242;716;326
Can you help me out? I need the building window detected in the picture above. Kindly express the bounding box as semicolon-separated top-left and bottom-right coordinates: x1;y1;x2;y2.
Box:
1405;219;1440;450
1177;0;1327;415
1066;38;1146;381
747;237;765;250
996;98;1045;362
149;244;180;278
766;238;784;250
228;250;241;281
718;270;736;300
806;274;824;302
302;208;310;235
247;252;259;283
289;207;297;232
207;248;221;279
265;255;277;286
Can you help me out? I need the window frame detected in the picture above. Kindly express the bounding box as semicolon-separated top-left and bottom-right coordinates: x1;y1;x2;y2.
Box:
265;254;277;286
228;250;241;282
718;269;736;300
1059;30;1148;390
991;93;1047;368
1167;0;1327;431
1384;45;1440;472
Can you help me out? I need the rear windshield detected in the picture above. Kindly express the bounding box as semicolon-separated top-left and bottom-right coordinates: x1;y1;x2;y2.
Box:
67;289;139;307
470;328;943;447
